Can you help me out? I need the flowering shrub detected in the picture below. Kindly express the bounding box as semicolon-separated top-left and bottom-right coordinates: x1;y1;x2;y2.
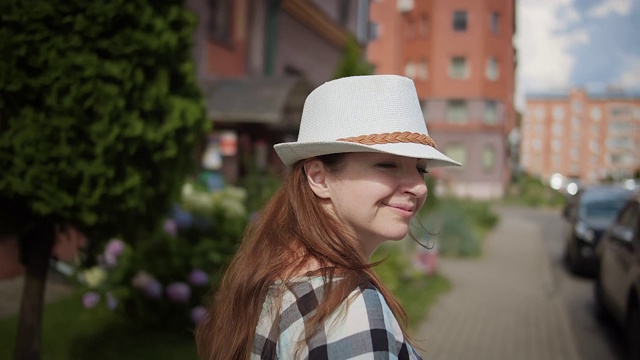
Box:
76;183;248;329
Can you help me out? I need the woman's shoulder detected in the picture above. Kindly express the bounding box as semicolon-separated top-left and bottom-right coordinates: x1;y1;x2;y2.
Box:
330;281;402;336
314;281;422;359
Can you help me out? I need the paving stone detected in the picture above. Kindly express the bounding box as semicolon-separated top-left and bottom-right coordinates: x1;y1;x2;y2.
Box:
416;206;580;360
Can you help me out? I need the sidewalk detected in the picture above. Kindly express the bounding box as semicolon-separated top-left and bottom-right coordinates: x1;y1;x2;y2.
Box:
0;272;74;319
416;206;580;360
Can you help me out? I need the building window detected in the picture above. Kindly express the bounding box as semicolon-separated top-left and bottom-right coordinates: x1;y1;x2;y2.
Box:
590;106;602;121
446;100;468;124
609;120;633;134
404;61;416;79
449;56;468;79
610;105;633;117
338;0;349;26
420;101;428;121
406;18;415;39
417;59;428;80
571;116;581;127
552;105;565;121
491;12;499;33
571;100;583;112
419;15;428;36
552;123;563;136
607;137;633;150
482;145;496;171
535;106;545;120
532;139;542;150
484;101;498;125
453;11;467;31
444;144;467;165
485;57;499;81
570;147;579;158
208;0;233;45
369;22;380;40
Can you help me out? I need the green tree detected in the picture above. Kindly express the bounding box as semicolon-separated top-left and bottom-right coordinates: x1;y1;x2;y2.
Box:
333;35;374;79
0;1;209;359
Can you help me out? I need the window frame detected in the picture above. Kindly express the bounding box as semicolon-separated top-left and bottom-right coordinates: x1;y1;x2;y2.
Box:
449;56;469;79
453;10;468;32
208;0;234;47
446;99;468;124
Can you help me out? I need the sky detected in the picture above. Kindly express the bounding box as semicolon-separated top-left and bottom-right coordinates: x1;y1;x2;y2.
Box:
515;0;640;109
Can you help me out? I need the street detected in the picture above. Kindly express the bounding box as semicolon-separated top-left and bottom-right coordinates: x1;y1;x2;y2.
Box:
516;206;627;360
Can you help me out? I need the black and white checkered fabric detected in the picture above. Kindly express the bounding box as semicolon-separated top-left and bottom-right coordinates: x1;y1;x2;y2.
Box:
252;276;422;359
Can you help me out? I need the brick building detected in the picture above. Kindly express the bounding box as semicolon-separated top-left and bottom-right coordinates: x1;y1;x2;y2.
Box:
521;89;640;184
367;0;517;199
187;0;371;184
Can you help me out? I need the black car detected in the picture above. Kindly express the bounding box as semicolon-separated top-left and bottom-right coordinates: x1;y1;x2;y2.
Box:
594;191;640;359
563;185;631;276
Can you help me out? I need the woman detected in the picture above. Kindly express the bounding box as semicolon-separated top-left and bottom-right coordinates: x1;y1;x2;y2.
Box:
195;75;460;359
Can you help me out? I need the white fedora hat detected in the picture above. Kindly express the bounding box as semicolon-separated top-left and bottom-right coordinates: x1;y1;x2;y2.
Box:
274;75;461;168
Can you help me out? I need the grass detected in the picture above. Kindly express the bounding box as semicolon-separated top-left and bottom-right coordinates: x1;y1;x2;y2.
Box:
396;273;451;330
0;274;450;360
0;292;198;360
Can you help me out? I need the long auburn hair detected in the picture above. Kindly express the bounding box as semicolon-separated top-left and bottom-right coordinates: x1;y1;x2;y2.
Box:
195;154;414;360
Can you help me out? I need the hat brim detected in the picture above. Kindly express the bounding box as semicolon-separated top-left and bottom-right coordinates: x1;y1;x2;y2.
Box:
274;141;462;168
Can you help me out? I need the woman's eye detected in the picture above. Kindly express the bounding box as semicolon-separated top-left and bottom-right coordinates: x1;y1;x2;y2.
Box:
417;167;429;175
377;163;397;169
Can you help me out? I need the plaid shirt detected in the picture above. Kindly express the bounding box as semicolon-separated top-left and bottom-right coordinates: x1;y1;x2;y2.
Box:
252;277;422;359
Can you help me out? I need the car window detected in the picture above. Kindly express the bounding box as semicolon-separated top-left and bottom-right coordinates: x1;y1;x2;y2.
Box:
617;202;639;228
579;197;629;219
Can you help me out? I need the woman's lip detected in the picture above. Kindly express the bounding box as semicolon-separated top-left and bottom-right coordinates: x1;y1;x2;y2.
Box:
385;204;415;215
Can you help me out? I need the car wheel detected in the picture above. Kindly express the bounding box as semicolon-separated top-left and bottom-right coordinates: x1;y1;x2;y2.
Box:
566;241;582;275
593;275;612;324
626;304;640;360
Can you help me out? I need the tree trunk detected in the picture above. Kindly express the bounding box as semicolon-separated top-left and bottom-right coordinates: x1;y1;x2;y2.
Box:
14;219;55;360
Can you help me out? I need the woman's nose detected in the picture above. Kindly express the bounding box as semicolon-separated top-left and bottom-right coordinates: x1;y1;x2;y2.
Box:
404;170;428;198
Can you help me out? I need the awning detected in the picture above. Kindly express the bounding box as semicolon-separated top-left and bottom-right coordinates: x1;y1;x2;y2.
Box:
202;76;313;130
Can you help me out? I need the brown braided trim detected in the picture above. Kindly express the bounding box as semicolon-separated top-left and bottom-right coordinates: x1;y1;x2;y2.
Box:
337;132;437;148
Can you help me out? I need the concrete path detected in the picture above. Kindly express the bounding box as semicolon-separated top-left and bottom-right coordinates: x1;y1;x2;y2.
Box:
0;273;74;319
416;206;581;360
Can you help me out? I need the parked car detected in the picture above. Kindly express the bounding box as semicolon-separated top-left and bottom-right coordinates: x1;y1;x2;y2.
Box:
563;185;632;276
594;190;640;359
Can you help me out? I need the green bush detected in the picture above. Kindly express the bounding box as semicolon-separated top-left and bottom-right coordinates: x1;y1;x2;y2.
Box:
421;198;499;257
508;172;565;208
74;184;247;330
239;170;283;214
372;242;450;327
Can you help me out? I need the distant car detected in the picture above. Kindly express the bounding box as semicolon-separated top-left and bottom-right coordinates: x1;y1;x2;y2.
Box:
593;191;640;359
563;185;631;276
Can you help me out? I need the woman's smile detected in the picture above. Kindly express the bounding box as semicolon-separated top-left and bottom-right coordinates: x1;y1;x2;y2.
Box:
383;202;416;218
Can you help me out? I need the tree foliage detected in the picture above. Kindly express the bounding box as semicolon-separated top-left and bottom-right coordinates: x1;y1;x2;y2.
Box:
333;35;374;79
0;0;209;241
0;1;209;358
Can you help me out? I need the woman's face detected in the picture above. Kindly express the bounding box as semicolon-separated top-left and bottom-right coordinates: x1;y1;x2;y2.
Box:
314;152;428;256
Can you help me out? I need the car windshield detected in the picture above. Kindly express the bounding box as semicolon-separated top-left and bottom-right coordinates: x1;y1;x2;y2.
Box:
578;197;628;219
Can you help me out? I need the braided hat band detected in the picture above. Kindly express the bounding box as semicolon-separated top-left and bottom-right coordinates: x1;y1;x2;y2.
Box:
337;132;437;148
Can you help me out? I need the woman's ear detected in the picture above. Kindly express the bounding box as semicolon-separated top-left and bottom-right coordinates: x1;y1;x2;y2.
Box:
304;160;331;199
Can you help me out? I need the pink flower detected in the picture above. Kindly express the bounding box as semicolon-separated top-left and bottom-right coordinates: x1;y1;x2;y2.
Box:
102;238;125;267
106;292;118;310
105;238;125;258
131;271;163;299
165;282;191;303
187;269;209;286
132;271;155;289
163;219;178;237
191;306;208;324
82;292;100;309
143;280;163;299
